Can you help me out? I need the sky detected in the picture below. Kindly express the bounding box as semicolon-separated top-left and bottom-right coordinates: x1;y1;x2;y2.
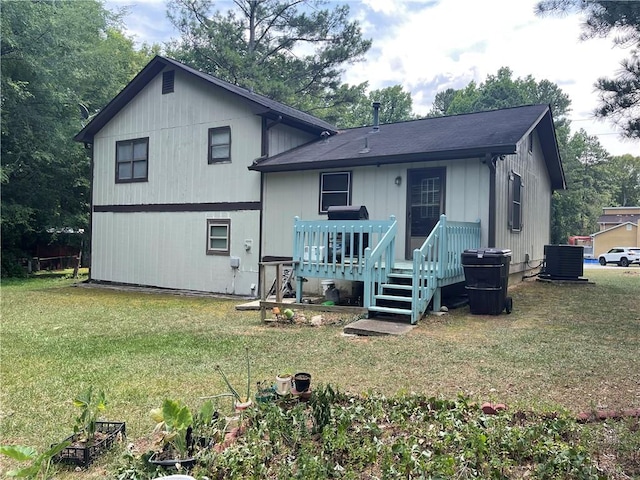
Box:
105;0;640;157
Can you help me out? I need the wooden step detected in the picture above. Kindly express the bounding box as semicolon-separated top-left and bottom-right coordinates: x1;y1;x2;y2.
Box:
381;283;412;291
374;294;412;303
368;305;412;316
388;272;413;280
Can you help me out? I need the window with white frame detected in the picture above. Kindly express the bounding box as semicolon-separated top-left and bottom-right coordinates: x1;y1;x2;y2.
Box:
319;171;352;213
509;171;523;232
206;219;230;255
116;137;148;183
208;126;231;163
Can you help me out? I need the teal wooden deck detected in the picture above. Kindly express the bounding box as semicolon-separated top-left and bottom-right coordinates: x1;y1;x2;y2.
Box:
292;215;481;324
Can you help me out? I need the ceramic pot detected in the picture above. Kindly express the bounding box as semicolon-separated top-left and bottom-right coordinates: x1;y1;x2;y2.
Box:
275;374;292;395
293;372;311;392
234;399;253;411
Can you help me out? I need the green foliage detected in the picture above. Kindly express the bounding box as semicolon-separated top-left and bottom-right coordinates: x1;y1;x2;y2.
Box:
0;0;150;274
150;399;194;459
120;391;606;478
72;386;107;443
166;0;371;121
215;346;251;403
0;442;70;479
337;85;416;128
428;67;571;127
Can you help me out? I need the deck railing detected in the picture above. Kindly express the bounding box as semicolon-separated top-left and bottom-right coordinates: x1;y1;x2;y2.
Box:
411;215;481;323
363;216;397;308
292;216;397;298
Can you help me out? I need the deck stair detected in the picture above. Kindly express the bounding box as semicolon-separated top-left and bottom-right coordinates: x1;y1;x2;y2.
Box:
368;269;414;318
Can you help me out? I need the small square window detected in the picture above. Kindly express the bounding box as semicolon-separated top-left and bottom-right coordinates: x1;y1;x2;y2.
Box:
319;171;352;213
116;137;148;183
206;219;230;255
208;127;231;163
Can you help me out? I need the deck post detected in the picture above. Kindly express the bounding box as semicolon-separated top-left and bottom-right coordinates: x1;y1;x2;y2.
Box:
432;287;442;313
363;247;372;308
437;214;447;279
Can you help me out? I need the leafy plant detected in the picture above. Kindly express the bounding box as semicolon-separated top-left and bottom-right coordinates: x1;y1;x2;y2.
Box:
72;386;107;443
0;442;70;479
150;399;194;459
215;347;251;404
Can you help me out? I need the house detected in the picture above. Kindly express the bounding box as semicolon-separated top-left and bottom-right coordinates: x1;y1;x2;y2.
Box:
74;55;337;296
592;207;639;258
596;206;640;231
251;103;565;322
76;55;564;323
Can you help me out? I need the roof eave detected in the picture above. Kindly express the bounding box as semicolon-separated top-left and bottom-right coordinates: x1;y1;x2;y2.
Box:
250;145;516;172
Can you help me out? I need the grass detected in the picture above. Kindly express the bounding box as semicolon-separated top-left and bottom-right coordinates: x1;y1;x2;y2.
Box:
0;268;638;478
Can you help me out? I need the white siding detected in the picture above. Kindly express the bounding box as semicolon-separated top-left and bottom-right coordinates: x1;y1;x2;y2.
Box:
90;68;293;295
262;158;491;260
92;211;259;295
495;129;553;272
268;123;316;156
92;69;263;206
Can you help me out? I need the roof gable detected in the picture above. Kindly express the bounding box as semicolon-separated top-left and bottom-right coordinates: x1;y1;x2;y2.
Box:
592;221;638;237
74;55;337;143
250;104;565;190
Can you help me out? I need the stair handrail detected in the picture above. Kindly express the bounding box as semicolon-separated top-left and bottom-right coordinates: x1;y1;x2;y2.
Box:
411;215;444;323
363;216;397;308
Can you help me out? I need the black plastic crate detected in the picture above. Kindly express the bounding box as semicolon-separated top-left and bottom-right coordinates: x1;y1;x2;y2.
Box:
55;421;126;467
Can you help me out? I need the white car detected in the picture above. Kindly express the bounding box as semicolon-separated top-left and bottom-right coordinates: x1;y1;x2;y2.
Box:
598;247;640;267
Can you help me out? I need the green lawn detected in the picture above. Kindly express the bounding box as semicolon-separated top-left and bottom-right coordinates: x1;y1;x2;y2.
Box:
1;268;638;478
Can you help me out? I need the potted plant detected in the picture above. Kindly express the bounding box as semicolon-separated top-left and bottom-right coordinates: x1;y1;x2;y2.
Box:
149;399;196;469
215;347;253;411
148;398;224;470
254;380;276;404
55;387;125;467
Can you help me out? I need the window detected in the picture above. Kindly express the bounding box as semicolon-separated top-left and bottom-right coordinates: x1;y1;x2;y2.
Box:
528;132;534;154
319;171;352;213
116;138;148;183
162;71;175;94
509;171;523;232
206;219;230;255
208;127;231;163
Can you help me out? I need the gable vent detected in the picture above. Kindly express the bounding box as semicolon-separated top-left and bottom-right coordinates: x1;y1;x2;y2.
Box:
162;70;175;94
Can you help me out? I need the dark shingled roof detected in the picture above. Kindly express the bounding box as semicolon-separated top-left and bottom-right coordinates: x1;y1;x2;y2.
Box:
250;104;565;190
74;55;337;143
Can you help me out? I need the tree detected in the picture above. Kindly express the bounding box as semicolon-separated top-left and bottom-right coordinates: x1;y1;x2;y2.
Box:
597;153;640;207
1;0;149;275
338;84;416;128
166;0;371;120
550;130;612;243
536;0;640;139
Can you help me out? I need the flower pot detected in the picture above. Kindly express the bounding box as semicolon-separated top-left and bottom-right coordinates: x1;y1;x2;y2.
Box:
275;374;292;395
234;399;253;411
293;372;311;392
55;421;126;467
255;387;276;404
148;451;196;470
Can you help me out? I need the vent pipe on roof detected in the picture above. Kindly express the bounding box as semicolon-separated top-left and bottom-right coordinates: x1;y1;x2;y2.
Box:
372;101;380;132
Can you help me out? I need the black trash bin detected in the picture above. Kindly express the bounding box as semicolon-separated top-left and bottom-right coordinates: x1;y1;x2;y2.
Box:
462;248;512;315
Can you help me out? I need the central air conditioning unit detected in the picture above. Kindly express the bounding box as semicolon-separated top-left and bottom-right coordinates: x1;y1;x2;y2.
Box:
540;245;585;281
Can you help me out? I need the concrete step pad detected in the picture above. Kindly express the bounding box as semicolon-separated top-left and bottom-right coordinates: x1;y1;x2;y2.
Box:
343;318;416;336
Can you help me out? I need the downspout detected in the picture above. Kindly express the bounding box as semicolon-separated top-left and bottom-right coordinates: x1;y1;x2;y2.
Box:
486;153;498;248
85;141;94;280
